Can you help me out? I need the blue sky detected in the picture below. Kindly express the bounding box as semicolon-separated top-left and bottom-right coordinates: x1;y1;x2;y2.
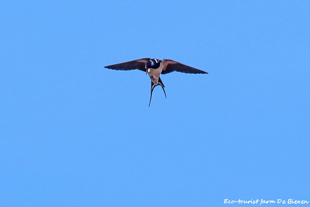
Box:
0;0;309;206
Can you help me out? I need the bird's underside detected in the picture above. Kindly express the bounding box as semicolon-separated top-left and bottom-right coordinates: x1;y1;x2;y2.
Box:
104;58;208;106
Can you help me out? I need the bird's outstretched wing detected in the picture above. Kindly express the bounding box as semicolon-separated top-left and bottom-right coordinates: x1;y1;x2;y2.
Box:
104;58;150;72
161;59;207;75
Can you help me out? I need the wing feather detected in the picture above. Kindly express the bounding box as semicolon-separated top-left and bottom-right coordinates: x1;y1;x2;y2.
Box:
104;58;150;72
161;59;207;74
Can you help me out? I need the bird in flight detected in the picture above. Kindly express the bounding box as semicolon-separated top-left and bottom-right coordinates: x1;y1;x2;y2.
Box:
104;58;208;106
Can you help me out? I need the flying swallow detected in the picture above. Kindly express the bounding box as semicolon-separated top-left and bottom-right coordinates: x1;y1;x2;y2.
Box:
104;58;208;106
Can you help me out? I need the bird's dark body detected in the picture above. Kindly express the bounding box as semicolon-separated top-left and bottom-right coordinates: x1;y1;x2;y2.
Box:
104;58;208;106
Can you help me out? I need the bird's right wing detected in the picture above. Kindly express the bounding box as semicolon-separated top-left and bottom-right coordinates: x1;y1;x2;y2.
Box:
104;58;150;72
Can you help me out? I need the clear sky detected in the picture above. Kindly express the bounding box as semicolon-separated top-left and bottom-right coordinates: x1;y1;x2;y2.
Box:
1;0;309;206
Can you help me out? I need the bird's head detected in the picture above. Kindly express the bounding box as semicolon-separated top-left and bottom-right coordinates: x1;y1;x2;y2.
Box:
147;58;161;69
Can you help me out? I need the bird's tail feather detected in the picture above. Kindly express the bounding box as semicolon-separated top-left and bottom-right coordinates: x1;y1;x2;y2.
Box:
148;78;167;107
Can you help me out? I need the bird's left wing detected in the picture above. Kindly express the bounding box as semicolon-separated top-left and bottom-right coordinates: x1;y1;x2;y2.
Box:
104;58;150;72
161;59;208;74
